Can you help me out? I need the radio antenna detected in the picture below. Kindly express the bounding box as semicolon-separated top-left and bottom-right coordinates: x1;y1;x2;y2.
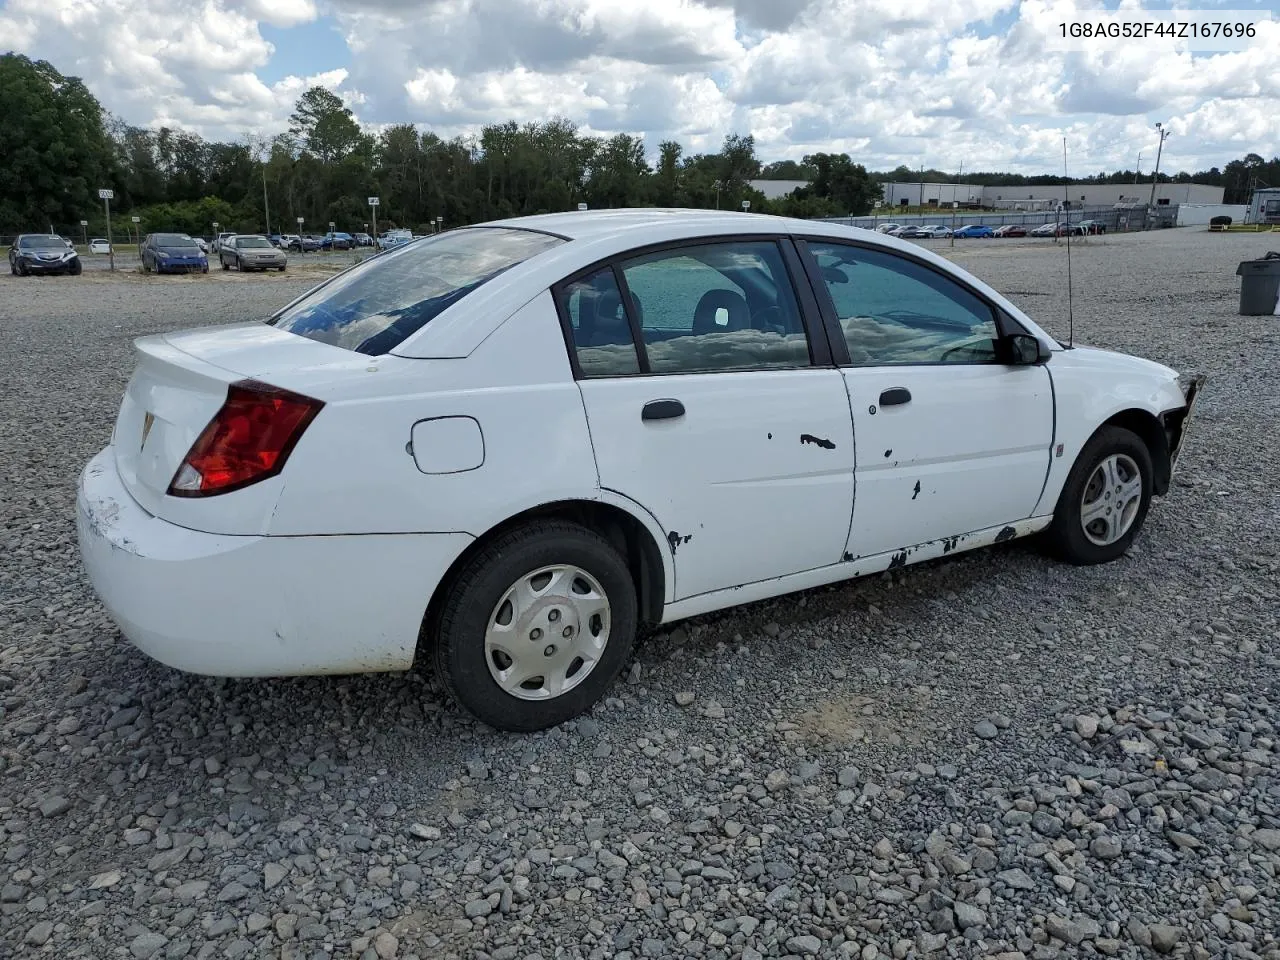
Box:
1062;136;1075;349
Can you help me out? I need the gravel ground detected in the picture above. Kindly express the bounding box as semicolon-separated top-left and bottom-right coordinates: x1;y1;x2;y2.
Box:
1;227;1279;960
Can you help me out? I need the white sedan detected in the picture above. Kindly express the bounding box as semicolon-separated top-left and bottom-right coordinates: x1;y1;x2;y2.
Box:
76;210;1204;732
89;238;112;254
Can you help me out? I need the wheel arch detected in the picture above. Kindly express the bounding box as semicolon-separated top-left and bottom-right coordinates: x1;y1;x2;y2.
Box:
1100;408;1172;496
418;497;670;657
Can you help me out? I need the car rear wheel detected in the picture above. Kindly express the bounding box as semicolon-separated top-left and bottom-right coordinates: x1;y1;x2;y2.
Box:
1044;426;1153;565
431;520;637;732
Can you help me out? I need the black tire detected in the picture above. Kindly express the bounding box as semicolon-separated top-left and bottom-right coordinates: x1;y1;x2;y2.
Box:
1044;426;1153;565
236;258;244;272
16;260;26;277
430;520;637;732
69;259;82;276
221;259;229;271
278;265;286;272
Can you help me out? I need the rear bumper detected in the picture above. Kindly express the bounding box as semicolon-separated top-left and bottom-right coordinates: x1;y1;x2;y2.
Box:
75;448;473;677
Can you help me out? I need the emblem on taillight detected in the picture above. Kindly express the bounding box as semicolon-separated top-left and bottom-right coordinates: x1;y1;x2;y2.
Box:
140;412;155;450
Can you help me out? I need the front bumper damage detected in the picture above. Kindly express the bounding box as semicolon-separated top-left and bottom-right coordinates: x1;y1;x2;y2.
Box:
1165;374;1206;476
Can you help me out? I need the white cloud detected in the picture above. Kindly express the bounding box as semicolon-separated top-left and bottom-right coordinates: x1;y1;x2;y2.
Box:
0;0;1274;171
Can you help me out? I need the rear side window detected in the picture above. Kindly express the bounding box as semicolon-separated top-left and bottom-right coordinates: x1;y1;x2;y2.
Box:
558;240;812;377
269;227;564;355
562;268;642;377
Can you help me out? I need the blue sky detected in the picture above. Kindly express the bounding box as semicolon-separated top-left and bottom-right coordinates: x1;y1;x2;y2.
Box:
0;0;1275;173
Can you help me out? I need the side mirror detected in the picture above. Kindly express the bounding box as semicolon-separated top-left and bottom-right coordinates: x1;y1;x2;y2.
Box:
1006;333;1049;365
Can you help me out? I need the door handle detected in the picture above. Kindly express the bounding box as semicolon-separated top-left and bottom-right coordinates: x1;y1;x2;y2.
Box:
642;399;685;422
879;387;911;406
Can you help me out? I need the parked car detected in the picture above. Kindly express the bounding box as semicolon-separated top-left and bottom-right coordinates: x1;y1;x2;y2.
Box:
1055;222;1087;238
279;234;300;250
268;233;284;247
89;238;112;254
953;224;995;238
220;234;287;272
874;223;903;234
141;233;209;274
211;232;236;255
894;225;930;239
75;210;1206;733
187;236;210;254
322;232;354;250
1029;222;1058;237
9;234;82;275
377;229;413;250
1076;220;1107;235
353;232;374;247
917;225;953;238
288;235;323;252
993;225;1027;238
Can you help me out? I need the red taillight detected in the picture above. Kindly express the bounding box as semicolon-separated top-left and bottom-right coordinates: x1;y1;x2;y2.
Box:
167;380;323;498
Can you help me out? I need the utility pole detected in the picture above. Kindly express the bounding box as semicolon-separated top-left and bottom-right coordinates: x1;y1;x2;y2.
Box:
951;161;963;248
98;188;115;271
919;163;924;210
1147;123;1170;215
1133;151;1142;185
262;165;271;235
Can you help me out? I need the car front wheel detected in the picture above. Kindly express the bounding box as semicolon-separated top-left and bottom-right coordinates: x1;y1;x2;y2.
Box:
431;521;637;732
1045;426;1153;565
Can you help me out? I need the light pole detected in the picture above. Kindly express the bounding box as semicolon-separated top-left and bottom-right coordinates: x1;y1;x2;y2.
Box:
131;215;141;251
368;196;379;246
296;216;305;253
1147;123;1170;215
79;220;88;247
1133;151;1142;185
713;180;722;210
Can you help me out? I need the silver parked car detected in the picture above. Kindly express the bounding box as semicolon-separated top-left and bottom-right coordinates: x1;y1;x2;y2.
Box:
220;235;287;272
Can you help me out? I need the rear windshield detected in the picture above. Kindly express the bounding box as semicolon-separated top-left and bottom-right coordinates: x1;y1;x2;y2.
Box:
154;234;199;248
268;227;565;355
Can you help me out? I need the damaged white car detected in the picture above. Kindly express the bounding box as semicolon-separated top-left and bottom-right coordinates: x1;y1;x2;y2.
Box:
76;210;1203;731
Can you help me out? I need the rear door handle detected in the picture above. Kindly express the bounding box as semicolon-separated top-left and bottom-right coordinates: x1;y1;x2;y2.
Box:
879;387;911;407
642;399;685;421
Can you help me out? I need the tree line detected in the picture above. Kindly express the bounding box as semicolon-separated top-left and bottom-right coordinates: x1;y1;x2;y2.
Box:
1;52;1275;240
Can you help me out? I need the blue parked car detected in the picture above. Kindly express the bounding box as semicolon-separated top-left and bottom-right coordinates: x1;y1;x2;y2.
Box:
140;233;208;273
322;231;353;250
953;224;995;238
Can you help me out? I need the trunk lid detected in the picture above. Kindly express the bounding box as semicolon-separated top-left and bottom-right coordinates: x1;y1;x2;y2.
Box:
113;322;359;534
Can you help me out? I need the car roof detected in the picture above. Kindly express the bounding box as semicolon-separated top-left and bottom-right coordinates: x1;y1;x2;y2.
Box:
479;208;859;242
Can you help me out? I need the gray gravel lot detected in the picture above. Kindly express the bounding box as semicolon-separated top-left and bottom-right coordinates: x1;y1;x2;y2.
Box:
1;227;1279;960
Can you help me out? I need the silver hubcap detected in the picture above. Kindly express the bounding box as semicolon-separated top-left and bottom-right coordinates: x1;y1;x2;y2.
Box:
1080;453;1143;546
484;565;611;701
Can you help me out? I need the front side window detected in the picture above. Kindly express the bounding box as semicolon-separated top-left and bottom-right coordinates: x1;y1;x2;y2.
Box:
807;242;999;365
270;227;564;355
618;241;811;375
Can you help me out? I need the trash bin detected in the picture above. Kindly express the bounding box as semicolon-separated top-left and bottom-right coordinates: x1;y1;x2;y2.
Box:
1236;253;1280;315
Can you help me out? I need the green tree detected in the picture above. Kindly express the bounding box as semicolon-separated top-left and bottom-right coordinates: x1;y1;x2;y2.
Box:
288;87;364;164
802;153;880;215
0;53;116;233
